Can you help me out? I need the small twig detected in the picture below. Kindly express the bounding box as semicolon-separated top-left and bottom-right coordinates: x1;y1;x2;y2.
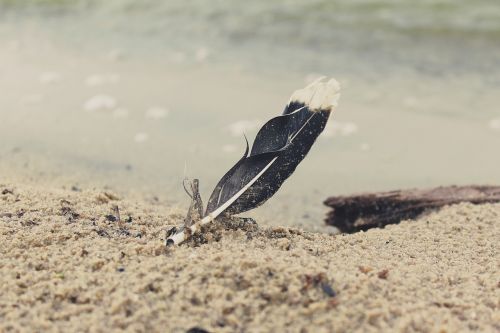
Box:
182;178;193;199
111;204;122;228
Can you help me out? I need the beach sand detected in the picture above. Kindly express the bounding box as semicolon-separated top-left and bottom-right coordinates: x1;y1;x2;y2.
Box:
0;182;498;332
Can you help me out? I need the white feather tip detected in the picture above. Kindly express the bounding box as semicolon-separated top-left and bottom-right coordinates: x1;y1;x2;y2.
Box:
289;77;341;112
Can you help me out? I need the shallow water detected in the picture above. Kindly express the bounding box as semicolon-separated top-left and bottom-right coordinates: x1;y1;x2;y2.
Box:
1;1;499;228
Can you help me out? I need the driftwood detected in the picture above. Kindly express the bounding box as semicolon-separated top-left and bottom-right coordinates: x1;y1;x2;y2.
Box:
324;185;500;233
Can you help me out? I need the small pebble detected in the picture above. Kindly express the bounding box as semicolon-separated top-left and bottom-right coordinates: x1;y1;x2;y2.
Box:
378;269;389;279
105;215;117;222
321;282;337;297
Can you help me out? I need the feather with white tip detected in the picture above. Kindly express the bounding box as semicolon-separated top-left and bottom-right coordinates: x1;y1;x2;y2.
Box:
167;77;340;245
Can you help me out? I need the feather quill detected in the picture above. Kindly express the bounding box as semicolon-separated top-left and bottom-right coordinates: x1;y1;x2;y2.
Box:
167;77;340;245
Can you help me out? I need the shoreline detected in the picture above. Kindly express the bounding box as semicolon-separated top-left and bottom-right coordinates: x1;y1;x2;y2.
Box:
1;181;498;332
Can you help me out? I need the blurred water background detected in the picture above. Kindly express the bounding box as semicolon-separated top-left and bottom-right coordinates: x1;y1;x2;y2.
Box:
1;0;499;228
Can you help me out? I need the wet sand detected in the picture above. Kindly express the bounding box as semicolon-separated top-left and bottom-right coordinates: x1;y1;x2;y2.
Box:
1;182;498;332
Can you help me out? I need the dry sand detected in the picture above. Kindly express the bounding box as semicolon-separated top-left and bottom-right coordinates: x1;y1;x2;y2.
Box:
0;182;499;333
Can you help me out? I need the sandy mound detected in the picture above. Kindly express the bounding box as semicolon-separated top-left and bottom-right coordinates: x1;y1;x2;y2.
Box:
0;183;498;332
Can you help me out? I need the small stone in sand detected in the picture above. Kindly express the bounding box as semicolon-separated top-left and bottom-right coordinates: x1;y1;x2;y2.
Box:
186;328;210;333
105;214;118;222
83;95;117;112
378;269;389;279
321;282;337;297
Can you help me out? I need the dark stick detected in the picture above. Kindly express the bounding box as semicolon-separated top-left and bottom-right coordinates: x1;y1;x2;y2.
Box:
324;185;500;233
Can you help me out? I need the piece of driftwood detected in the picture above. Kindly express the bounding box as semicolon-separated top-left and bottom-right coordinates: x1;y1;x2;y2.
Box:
324;185;500;233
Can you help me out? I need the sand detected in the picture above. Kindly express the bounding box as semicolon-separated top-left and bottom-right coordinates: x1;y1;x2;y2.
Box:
0;182;499;333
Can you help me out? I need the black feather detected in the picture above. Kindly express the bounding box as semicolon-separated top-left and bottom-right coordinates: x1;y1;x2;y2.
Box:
206;106;330;216
205;78;339;217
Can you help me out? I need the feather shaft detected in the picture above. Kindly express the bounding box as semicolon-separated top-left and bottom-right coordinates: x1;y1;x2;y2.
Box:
167;156;278;245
